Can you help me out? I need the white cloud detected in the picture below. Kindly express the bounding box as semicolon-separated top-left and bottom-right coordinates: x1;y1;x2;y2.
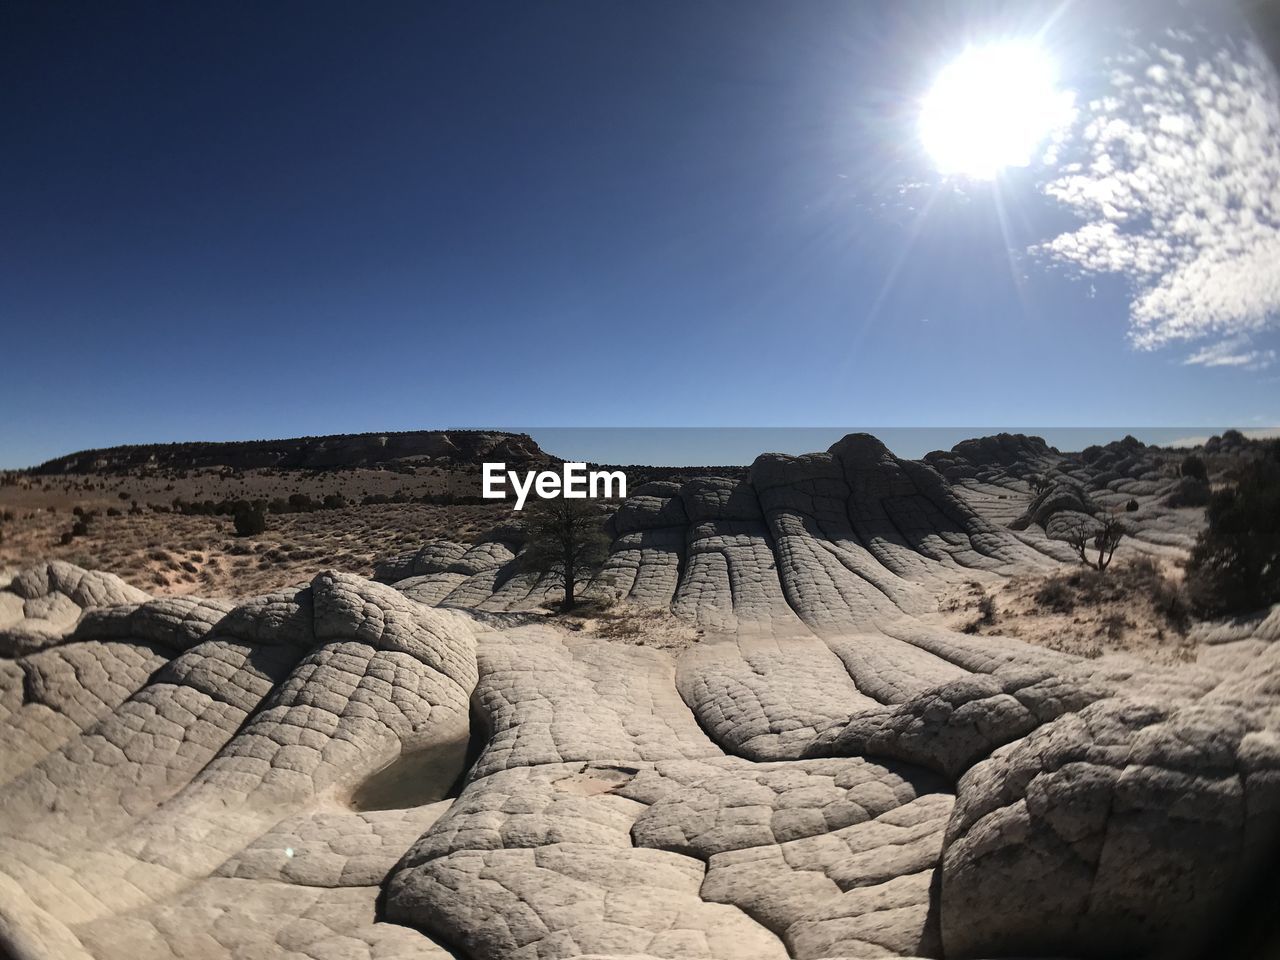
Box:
1033;33;1280;364
1183;334;1276;369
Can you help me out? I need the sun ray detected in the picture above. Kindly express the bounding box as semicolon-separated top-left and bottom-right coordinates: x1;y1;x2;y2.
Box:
834;183;945;379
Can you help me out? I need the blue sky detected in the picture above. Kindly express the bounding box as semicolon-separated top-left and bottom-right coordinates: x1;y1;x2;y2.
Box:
2;0;1277;468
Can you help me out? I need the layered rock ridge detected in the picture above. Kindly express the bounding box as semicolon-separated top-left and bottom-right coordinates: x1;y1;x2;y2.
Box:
1;432;1276;960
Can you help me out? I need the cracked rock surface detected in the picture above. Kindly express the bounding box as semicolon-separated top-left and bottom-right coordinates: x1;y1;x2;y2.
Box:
3;432;1278;960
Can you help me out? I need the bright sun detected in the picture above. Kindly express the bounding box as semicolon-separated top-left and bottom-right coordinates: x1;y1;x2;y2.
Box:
920;41;1074;179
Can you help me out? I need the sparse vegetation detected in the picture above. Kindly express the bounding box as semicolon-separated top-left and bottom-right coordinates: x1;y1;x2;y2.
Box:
1063;514;1127;571
557;601;701;651
1032;576;1074;613
519;497;610;612
1;466;512;597
1101;612;1129;640
1185;454;1280;615
1030;555;1190;640
961;589;998;633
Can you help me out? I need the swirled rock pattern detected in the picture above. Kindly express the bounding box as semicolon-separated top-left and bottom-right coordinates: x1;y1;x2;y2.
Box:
1;561;150;656
925;432;1205;554
0;566;477;960
2;432;1278;960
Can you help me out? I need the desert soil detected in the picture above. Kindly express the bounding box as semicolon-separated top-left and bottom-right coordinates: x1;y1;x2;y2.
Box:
0;466;512;597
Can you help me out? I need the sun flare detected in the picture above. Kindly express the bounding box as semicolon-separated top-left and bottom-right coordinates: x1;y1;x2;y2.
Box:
920;41;1074;179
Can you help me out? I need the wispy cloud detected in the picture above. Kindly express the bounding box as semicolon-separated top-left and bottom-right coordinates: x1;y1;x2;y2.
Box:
1183;334;1276;369
1033;32;1280;364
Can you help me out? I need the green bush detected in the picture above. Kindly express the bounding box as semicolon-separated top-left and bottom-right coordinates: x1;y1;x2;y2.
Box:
1185;456;1280;614
233;504;268;537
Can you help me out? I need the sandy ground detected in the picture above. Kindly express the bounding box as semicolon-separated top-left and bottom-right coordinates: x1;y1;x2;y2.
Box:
558;602;704;652
0;466;512;597
940;551;1198;664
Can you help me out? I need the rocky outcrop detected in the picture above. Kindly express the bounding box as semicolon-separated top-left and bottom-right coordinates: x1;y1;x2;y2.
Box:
925;432;1058;481
29;429;549;474
942;696;1280;959
2;433;1277;960
0;569;478;960
925;432;1204;553
0;561;150;656
386;433;1058;634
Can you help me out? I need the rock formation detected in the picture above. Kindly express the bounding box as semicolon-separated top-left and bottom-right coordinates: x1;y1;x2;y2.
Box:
1;432;1276;960
28;429;550;475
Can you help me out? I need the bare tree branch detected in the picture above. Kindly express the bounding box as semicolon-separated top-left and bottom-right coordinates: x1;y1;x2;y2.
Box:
519;497;610;612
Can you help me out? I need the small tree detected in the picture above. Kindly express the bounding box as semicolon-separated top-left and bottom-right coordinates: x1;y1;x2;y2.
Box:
519;497;610;612
233;501;267;537
1185;456;1280;614
1064;514;1126;571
